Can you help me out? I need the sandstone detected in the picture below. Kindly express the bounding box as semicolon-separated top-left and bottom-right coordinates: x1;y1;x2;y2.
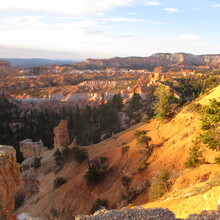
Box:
54;120;70;148
20;139;48;159
0;145;22;220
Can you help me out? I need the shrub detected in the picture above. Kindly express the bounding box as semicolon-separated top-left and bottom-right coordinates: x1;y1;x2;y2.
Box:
90;198;109;214
31;157;42;169
53;149;63;166
215;156;220;165
121;176;131;187
61;146;70;159
134;130;146;138
158;169;170;192
14;193;25;210
134;130;151;146
72;146;88;163
100;157;108;164
121;145;130;156
185;143;204;168
54;177;67;189
84;167;103;185
50;207;59;218
186;102;202;112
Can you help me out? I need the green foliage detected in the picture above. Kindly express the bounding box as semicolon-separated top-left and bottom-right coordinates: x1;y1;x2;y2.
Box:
90;198;109;214
53;149;63;166
72;146;88;163
121;176;131;187
50;207;59;218
214;156;220;165
14;193;25;210
61;146;70;159
84;167;103;185
158;169;170;192
186;102;202;112
153;86;179;121
100;157;108;164
84;157;108;185
121;145;130;156
185;142;204;168
53;177;67;189
148;169;172;201
200;99;220;150
31;157;42;169
134;130;151;146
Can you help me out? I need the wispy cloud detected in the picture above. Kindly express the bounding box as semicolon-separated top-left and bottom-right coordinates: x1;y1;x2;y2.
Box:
145;1;161;6
179;34;202;40
213;4;220;7
0;0;134;16
163;8;179;14
59;16;164;24
129;12;137;15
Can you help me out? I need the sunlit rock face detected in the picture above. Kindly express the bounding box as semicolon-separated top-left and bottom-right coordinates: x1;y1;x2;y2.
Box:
54;120;70;148
20;139;48;159
0;145;22;220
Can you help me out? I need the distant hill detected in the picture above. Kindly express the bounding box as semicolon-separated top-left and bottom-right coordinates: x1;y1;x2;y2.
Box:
73;53;220;70
0;58;83;68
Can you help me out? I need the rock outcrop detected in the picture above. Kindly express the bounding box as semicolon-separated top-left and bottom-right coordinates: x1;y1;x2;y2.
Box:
54;120;70;148
74;53;220;70
75;207;220;220
20;139;48;159
0;145;22;220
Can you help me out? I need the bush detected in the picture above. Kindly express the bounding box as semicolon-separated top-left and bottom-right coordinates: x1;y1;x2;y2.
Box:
158;169;170;192
134;130;151;146
72;146;88;163
31;157;42;169
84;167;104;185
14;193;25;210
61;146;70;159
54;177;67;189
90;198;109;214
186;102;202;112
215;156;220;165
121;176;131;187
185;142;204;168
134;130;146;138
100;157;108;164
53;149;63;166
121;145;130;156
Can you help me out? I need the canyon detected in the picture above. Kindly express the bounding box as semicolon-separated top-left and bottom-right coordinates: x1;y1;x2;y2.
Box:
14;85;220;219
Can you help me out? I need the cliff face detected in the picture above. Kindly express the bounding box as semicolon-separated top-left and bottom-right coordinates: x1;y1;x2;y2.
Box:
0;145;22;220
74;53;220;69
20;139;48;159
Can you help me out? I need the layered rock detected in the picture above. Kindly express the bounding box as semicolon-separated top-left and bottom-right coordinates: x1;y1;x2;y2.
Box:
75;208;220;220
54;120;70;148
74;53;220;70
0;145;22;220
20;139;48;159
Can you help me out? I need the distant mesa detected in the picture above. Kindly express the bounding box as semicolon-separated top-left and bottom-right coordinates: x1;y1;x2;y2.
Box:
72;53;220;70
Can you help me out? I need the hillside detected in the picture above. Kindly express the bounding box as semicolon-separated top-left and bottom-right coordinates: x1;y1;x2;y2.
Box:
1;58;81;68
73;53;220;70
16;85;220;219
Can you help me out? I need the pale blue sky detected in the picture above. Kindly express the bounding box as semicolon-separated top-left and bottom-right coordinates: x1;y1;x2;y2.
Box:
0;0;220;59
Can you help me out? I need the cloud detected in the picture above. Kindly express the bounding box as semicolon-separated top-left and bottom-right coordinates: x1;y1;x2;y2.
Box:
213;4;220;7
129;12;137;15
0;0;134;16
163;8;179;13
59;16;164;24
179;34;202;40
145;1;161;6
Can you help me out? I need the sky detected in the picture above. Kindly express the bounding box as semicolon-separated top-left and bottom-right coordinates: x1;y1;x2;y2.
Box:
0;0;220;59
